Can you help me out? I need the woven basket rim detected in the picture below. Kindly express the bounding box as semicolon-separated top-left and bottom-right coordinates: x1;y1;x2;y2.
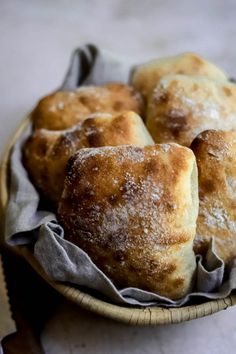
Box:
1;115;235;325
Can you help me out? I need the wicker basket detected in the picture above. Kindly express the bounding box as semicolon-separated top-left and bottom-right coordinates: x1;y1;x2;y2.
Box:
1;115;235;325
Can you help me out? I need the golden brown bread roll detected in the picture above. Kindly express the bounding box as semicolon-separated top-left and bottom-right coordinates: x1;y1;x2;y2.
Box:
191;130;236;263
32;83;144;130
146;75;236;146
58;144;198;299
131;52;227;100
23;111;154;203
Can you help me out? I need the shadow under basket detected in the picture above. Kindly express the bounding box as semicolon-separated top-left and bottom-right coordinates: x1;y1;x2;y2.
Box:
1;115;235;325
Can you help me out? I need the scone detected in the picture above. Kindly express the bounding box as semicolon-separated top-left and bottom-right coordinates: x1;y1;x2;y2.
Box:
32;83;144;130
23;111;153;203
131;52;227;100
191;130;236;263
58;144;198;299
146;75;236;146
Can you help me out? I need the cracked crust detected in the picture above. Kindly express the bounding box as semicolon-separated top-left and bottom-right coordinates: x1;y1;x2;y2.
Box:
191;129;236;263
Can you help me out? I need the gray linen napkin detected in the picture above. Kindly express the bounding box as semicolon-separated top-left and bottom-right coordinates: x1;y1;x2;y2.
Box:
4;44;236;307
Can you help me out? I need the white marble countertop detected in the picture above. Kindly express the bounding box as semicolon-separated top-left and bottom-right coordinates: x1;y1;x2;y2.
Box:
1;1;236;353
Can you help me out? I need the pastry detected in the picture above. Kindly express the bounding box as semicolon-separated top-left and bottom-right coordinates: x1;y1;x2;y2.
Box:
58;144;198;299
131;52;227;101
191;130;236;263
32;83;144;130
146;75;236;146
23;111;153;203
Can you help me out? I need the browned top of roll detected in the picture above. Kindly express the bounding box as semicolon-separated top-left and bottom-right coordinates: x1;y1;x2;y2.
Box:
146;75;236;147
32;83;144;130
23;111;153;203
131;52;227;100
58;144;198;299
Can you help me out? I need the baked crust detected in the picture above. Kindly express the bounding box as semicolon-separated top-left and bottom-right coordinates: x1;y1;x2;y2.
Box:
146;75;236;146
191;130;236;263
32;83;144;130
23;111;153;203
131;52;227;100
58;144;198;299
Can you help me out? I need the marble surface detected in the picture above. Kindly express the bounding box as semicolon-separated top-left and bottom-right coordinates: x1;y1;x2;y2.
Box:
1;0;236;353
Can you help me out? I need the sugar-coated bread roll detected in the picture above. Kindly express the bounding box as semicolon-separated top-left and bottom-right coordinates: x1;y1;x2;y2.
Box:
58;144;198;299
191;130;236;263
146;75;236;146
23;111;153;203
32;83;144;131
131;52;227;100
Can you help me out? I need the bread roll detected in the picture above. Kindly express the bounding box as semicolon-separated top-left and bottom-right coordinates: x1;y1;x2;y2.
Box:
191;130;236;263
146;75;236;146
58;144;198;299
32;83;144;131
131;52;227;100
23;111;153;203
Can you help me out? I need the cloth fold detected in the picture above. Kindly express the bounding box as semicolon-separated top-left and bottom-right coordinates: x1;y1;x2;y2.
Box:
4;44;236;307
